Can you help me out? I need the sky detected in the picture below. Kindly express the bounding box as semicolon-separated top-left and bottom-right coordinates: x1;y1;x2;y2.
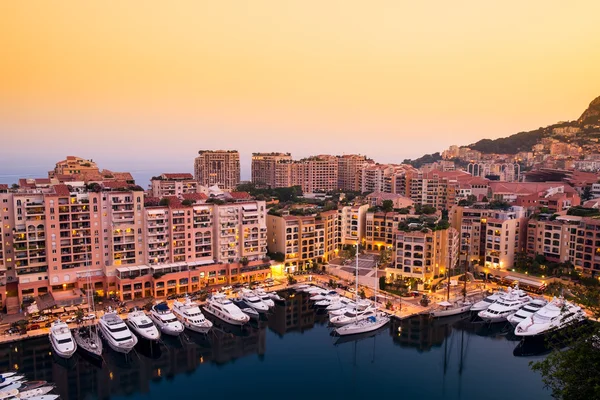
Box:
1;1;600;185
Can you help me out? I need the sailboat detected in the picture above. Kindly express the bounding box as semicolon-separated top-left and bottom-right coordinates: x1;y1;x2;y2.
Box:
74;253;103;360
335;244;390;336
430;261;472;318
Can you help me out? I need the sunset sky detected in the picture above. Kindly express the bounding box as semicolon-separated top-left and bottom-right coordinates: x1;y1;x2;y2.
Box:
1;1;599;183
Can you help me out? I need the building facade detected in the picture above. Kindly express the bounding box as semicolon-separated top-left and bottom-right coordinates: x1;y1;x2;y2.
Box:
194;150;241;190
251;152;292;188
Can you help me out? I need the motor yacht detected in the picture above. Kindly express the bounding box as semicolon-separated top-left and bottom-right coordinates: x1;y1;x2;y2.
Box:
173;297;213;334
126;309;161;341
336;313;390;336
268;291;284;303
98;310;138;354
515;297;586;337
24;396;59;400
507;298;548;327
310;290;338;301
253;288;275;307
0;383;21;393
326;297;353;312
478;287;532;323
0;389;19;400
0;375;24;389
17;386;55;399
203;292;250;325
49;320;77;359
429;300;473;318
470;289;506;312
149;303;184;336
238;289;269;313
0;373;16;379
241;306;260;320
330;304;377;327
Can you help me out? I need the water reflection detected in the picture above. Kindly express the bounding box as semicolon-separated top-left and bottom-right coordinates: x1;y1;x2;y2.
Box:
0;292;552;400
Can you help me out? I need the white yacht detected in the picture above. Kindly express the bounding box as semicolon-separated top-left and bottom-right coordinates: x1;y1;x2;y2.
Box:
17;386;55;399
330;304;377;327
24;396;59;400
515;297;586;337
172;297;213;334
203;292;250;325
268;292;284;303
326;297;353;312
0;389;19;400
98;310;138;354
310;290;338;301
507;298;548;327
49;320;77;359
126;310;161;341
0;376;24;389
478;287;532;323
430;300;473;318
238;289;269;313
149;303;184;336
336;313;390;336
253;288;275;307
315;293;342;307
470;290;506;312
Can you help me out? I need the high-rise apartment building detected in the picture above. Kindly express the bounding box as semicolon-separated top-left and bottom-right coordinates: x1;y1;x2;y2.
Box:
337;155;370;192
194;150;240;190
251;152;292;188
338;204;369;245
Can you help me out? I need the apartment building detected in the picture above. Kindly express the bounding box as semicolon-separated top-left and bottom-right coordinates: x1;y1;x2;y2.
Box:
149;173;199;198
364;211;398;250
48;156;99;178
266;210;338;273
569;218;600;276
194;150;241;190
361;164;393;193
251;152;292;188
337;154;370;192
338;204;369;245
526;218;573;263
388;227;459;281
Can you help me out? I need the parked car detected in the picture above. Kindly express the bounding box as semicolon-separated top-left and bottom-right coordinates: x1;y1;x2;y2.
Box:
28;324;41;331
82;313;96;321
44;322;52;328
222;285;233;291
65;316;77;323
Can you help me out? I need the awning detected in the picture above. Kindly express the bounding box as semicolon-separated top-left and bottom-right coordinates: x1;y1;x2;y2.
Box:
35;293;56;311
65;306;78;312
27;303;39;314
52;307;65;314
504;275;546;288
79;303;90;309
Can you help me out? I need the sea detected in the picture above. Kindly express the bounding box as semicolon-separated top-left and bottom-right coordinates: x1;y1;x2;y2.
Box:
0;290;551;400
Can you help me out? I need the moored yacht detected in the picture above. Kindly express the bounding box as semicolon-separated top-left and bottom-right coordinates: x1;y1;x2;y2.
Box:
149;303;184;336
430;299;473;318
326;297;353;312
507;298;548;327
330;304;377;327
515;297;586;337
253;288;275;307
126;309;161;341
203;292;250;325
310;290;338;301
336;313;390;336
238;289;269;313
470;289;506;312
478;286;532;323
173;297;213;334
49;320;77;359
98;310;138;354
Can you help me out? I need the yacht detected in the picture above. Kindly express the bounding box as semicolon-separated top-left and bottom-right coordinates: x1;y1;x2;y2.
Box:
515;297;586;337
126;309;161;341
149;303;184;336
203;292;250;325
268;291;284;303
336;313;390;336
238;289;269;313
326;297;353;312
315;293;343;307
0;375;24;389
310;290;338;301
49;320;77;359
17;386;55;399
253;288;275;307
74;324;103;360
429;299;473;318
470;289;506;312
0;389;19;400
172;297;213;334
478;287;532;323
98;310;138;354
330;304;377;327
0;373;16;379
24;396;59;400
507;298;548;327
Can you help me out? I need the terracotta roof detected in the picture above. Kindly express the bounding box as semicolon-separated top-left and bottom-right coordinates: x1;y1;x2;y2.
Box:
163;195;187;209
143;196;161;206
101;180;130;189
0;184;9;190
182;193;207;201
489;182;576;195
52;184;71;196
161;173;194;180
229;191;252;200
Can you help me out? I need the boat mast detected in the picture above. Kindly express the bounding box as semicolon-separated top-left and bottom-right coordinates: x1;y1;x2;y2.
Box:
446;261;451;302
463;261;468;301
355;242;359;302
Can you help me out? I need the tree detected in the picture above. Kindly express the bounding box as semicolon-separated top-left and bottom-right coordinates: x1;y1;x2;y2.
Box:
158;198;170;206
582;185;593;201
379;276;387;291
382;200;394;212
358;288;366;299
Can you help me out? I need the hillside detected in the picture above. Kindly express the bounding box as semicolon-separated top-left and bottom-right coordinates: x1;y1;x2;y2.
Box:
578;95;600;126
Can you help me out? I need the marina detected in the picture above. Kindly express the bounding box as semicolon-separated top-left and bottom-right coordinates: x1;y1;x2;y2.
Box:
0;287;564;399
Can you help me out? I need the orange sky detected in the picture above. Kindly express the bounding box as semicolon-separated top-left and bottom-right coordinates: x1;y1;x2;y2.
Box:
1;1;599;181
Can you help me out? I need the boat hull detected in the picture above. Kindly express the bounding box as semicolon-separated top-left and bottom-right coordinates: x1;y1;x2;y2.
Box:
430;304;472;318
336;316;390;336
203;305;249;326
182;320;212;334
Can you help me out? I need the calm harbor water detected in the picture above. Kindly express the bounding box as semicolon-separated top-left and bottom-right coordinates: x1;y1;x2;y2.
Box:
0;291;551;400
